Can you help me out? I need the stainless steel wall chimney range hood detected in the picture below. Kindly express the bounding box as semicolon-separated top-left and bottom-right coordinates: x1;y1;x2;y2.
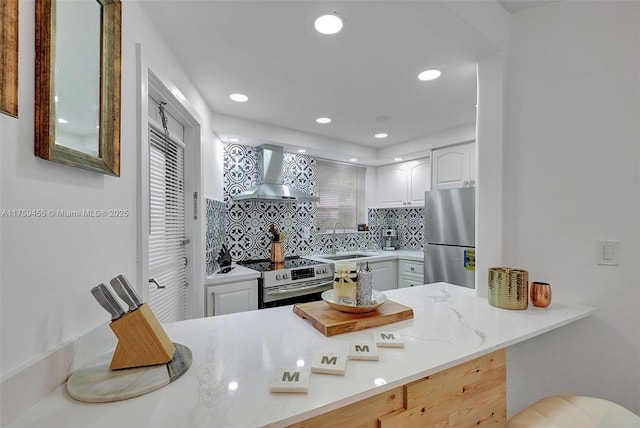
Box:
232;144;319;202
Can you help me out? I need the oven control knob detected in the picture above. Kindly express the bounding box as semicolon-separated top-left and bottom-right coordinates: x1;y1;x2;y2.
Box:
276;274;282;280
283;273;289;279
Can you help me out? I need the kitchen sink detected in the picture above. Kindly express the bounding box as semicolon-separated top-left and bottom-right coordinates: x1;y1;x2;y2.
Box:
319;253;375;261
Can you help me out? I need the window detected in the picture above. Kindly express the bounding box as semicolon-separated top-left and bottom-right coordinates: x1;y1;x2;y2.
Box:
316;159;366;232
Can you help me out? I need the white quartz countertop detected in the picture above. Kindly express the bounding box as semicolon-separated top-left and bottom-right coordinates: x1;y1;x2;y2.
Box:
205;263;261;286
308;249;423;264
9;283;595;428
205;250;423;286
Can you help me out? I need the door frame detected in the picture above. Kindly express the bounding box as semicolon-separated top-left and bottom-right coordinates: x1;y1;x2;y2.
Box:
136;44;205;319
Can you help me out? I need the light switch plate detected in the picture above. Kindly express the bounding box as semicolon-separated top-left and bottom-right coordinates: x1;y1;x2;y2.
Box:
597;240;620;266
270;367;310;393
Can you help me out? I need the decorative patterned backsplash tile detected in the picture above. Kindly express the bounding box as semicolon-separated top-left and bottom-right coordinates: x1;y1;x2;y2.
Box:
368;207;425;251
212;143;425;262
205;198;227;275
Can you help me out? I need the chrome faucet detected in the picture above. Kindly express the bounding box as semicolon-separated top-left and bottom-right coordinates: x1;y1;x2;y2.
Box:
331;222;346;254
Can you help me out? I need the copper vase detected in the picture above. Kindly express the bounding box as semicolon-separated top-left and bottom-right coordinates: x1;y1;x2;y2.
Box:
530;282;552;307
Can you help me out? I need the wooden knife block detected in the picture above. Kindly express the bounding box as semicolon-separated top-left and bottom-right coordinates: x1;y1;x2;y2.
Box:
108;303;176;370
270;242;284;263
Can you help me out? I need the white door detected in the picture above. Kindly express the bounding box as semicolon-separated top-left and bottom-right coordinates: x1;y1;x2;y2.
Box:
147;121;187;322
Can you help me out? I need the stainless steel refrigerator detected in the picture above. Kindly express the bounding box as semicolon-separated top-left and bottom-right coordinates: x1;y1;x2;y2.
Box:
424;187;475;288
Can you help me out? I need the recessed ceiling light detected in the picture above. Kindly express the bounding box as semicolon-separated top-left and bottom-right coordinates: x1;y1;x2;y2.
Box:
316;117;332;124
349;158;358;162
228;137;241;142
314;13;344;35
374;133;388;139
394;157;402;161
297;149;306;153
418;69;442;81
229;93;249;102
57;118;68;124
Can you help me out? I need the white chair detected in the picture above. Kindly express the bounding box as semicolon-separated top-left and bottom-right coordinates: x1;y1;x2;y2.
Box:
506;396;640;427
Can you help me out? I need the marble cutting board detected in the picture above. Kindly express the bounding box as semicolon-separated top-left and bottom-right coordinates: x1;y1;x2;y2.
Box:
66;343;191;403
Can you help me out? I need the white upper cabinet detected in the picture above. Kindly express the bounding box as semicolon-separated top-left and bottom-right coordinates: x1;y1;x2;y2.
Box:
431;143;476;190
376;157;431;208
378;163;408;207
407;158;431;205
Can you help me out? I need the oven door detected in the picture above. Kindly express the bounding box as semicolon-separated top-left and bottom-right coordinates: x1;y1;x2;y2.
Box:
261;278;334;308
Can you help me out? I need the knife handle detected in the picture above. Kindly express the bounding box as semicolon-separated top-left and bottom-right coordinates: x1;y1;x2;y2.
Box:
110;278;137;312
91;284;125;321
113;275;143;307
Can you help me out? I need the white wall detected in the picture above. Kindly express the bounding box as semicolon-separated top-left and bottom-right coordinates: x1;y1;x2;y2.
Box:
504;1;640;415
0;1;223;422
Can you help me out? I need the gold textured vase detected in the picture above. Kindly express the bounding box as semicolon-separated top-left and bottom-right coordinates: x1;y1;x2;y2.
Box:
488;267;529;310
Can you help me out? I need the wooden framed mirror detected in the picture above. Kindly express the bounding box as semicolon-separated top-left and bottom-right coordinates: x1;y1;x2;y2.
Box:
0;0;19;117
35;0;121;177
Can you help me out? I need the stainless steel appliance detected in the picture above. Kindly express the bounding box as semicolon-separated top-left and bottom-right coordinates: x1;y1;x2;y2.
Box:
236;256;333;308
232;144;319;202
424;187;475;288
381;228;397;251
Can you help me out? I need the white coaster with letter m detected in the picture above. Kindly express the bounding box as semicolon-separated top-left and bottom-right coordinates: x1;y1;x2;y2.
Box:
310;352;347;375
270;367;311;393
348;342;379;361
374;331;405;348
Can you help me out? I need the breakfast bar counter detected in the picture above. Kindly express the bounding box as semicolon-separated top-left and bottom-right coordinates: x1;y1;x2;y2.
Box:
9;283;595;428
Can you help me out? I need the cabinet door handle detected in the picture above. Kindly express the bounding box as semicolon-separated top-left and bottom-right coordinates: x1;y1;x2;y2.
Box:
410;267;415;271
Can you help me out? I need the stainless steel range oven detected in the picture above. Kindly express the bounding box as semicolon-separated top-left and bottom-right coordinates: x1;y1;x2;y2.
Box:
236;257;333;308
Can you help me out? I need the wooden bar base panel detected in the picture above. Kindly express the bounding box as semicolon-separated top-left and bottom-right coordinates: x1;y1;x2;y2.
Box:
289;349;506;428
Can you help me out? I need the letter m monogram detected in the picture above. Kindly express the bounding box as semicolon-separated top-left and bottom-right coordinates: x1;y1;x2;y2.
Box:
355;345;370;352
321;356;338;365
281;371;300;382
381;333;395;340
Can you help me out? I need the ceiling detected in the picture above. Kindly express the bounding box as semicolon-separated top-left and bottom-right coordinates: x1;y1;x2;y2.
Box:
139;1;502;164
497;0;559;14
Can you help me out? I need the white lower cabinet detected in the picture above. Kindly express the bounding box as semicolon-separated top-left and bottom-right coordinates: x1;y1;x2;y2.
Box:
398;259;424;288
368;260;398;291
206;280;258;316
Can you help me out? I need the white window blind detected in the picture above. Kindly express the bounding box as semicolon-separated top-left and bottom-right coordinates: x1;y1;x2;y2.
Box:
148;123;187;323
316;160;366;232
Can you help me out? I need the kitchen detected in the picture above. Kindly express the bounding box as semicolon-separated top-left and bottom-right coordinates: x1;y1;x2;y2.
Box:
1;1;639;427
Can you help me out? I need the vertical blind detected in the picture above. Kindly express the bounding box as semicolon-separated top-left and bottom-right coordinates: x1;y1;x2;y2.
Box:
316;160;366;231
148;124;187;323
